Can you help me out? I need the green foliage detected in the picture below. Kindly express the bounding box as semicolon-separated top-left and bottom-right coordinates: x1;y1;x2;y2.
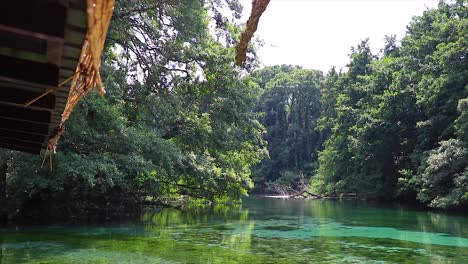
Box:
309;1;467;207
253;1;467;209
416;139;468;208
3;0;266;218
455;98;468;143
2;0;466;215
251;66;323;192
311;39;379;197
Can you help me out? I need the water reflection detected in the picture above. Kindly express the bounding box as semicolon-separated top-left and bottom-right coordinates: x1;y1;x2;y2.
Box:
1;198;467;264
245;198;468;237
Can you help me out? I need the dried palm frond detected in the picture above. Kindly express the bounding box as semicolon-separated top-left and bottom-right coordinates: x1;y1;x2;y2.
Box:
43;0;115;167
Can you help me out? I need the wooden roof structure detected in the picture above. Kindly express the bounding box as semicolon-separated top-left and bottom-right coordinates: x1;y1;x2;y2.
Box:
0;0;114;155
0;0;266;156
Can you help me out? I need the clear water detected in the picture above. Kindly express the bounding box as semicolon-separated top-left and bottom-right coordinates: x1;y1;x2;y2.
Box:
1;198;467;263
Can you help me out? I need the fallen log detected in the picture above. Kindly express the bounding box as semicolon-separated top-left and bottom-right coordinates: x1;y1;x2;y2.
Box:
290;190;323;199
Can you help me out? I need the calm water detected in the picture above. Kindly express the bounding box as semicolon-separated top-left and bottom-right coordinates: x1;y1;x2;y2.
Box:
1;198;467;263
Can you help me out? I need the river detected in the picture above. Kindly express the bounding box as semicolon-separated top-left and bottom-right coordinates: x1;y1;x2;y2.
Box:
1;198;467;263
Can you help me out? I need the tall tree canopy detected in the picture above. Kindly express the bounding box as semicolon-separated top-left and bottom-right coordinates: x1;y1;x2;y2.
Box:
1;0;466;219
2;0;267;219
312;0;467;208
251;66;323;193
251;1;467;209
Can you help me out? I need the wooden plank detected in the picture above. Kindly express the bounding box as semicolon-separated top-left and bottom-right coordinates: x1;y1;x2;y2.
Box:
0;104;51;123
0;85;55;109
64;29;86;47
67;9;88;29
0;47;48;64
0;129;46;143
56;103;66;109
0;79;59;94
0;24;64;45
60;69;75;78
47;39;63;65
0;117;50;135
63;45;81;58
61;58;80;70
55;94;67;100
1;1;66;39
0;100;54;113
0;115;50;126
0;55;59;86
57;89;70;95
0;136;44;147
0;31;47;54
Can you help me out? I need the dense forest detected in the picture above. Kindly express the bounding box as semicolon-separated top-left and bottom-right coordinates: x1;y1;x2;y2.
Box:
252;0;467;209
0;0;466;222
1;0;267;220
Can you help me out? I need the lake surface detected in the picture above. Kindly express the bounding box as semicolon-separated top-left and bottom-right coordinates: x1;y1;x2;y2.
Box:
1;198;467;263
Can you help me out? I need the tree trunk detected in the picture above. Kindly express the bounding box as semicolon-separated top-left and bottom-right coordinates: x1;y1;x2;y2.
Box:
235;0;271;66
0;158;7;225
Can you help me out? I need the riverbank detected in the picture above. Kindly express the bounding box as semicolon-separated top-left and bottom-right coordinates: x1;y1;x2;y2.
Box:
254;191;359;200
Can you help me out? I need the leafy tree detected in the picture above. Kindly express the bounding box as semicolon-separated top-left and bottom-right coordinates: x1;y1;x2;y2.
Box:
415;138;467;209
3;0;267;219
3;0;467;216
309;1;467;206
252;66;323;192
312;39;376;196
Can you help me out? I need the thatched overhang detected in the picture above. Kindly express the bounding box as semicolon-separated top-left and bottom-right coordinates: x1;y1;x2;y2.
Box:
0;0;114;155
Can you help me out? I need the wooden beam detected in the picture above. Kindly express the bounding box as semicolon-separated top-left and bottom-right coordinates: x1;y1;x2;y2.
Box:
0;115;51;127
0;79;60;94
0;117;50;135
47;39;63;65
0;31;47;54
0;104;51;124
0;137;44;148
0;24;64;45
0;55;59;86
0;85;55;109
0;101;54;113
1;1;67;39
0;129;46;143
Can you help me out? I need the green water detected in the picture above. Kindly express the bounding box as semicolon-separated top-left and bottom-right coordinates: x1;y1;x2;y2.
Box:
1;198;467;263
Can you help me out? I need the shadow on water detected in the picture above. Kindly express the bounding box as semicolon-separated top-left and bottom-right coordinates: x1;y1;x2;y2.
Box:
1;198;467;263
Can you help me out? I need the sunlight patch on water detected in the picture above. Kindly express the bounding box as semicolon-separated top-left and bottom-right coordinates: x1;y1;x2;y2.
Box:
1;199;466;263
247;218;468;247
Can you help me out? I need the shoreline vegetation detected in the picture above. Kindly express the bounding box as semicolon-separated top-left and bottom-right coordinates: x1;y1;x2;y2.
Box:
250;0;467;210
0;0;467;225
259;192;358;200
